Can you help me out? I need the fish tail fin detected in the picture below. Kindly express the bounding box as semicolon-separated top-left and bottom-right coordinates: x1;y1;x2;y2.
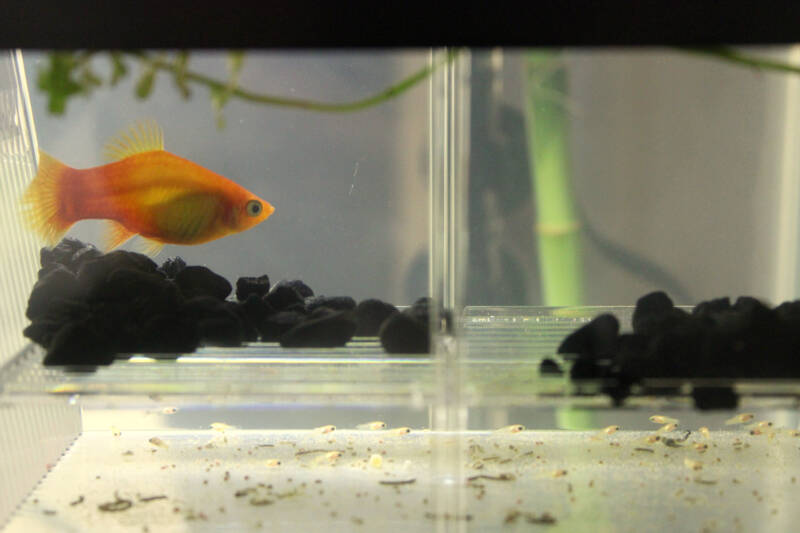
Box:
20;151;73;244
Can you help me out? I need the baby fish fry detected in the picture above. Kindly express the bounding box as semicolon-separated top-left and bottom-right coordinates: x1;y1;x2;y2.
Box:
725;413;754;425
369;454;383;468
323;451;342;462
494;424;525;434
148;437;168;449
356;421;387;431
649;415;679;425
744;421;772;431
590;425;620;441
641;434;661;445
684;458;703;471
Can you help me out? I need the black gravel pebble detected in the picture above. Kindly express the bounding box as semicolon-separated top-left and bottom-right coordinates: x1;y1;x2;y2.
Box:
691;386;739;410
26;266;84;320
569;358;607;380
174;265;232;300
182;295;238;322
260;311;305;342
77;250;158;281
304;295;356;314
229;294;273;342
39;238;102;274
26;239;433;365
197;317;244;347
42;320;116;366
139;315;199;354
354;299;399;336
236;275;271;301
692;297;731;318
89;268;178;304
379;312;429;355
539;358;563;375
24;298;92;349
272;279;314;299
279;310;357;348
632;291;675;337
158;257;187;279
408;296;453;334
263;284;304;311
560;290;800;408
23;320;60;348
27;239;254;363
557;313;619;361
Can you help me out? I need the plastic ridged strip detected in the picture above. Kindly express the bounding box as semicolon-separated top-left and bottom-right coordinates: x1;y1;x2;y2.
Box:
0;50;40;368
0;400;81;528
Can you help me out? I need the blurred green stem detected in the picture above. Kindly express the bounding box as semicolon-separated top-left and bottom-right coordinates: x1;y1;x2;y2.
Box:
135;50;458;113
523;51;583;306
681;46;800;75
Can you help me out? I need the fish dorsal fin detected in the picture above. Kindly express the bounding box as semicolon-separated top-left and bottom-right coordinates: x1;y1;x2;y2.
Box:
132;236;165;258
103;220;136;251
103;119;164;162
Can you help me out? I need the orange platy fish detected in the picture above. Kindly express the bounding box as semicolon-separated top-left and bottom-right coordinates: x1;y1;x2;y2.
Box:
21;120;274;256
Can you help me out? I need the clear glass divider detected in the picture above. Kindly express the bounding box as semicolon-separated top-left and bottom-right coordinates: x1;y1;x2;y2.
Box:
430;47;471;531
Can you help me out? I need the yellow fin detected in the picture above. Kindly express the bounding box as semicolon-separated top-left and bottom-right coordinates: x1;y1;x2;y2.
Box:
103;119;164;162
132;236;165;257
103;220;136;251
20;151;73;244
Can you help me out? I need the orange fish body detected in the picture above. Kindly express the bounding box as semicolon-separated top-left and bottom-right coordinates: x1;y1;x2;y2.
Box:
21;120;274;255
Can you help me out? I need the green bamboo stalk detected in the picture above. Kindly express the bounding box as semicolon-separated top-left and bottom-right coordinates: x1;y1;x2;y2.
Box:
523;51;583;306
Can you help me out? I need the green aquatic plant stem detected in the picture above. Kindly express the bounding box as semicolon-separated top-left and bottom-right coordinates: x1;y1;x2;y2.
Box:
523;51;583;306
681;46;800;75
135;50;459;113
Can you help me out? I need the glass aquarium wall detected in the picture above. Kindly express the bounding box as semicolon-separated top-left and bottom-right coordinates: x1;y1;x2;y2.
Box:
463;47;800;308
3;46;800;533
0;49;453;532
25;50;432;304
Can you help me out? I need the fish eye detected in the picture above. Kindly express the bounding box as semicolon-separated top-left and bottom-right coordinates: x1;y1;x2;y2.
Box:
246;200;262;217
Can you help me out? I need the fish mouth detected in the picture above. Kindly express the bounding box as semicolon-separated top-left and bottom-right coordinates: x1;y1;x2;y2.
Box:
263;201;275;217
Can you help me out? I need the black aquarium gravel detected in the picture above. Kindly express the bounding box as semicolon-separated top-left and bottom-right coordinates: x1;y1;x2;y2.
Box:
24;239;435;367
263;283;305;312
554;290;800;408
354;299;399;336
280;309;358;348
379;309;430;354
272;279;314;299
235;274;271;301
259;310;305;342
304;295;357;314
173;265;232;300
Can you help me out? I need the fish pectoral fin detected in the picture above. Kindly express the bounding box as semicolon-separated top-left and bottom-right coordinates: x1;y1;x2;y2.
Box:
132;236;165;258
103;119;164;162
103;220;136;251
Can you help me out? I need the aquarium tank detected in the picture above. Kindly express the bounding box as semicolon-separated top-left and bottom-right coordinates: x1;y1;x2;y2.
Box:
2;46;800;532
